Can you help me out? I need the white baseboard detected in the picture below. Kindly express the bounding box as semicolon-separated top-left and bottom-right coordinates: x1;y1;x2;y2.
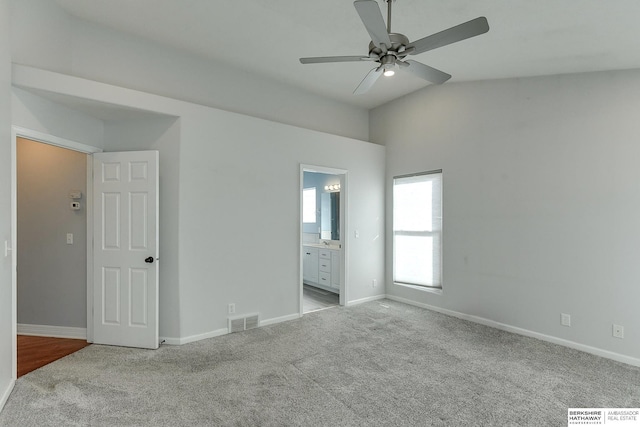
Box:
17;324;87;340
158;336;181;346
346;294;386;306
0;379;15;413
163;312;302;346
175;328;228;345
385;294;640;368
260;313;301;327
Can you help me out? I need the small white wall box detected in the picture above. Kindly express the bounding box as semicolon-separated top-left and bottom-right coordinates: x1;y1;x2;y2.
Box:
70;201;81;210
69;190;82;199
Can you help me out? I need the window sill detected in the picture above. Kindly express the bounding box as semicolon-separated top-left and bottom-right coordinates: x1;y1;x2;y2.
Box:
394;282;443;295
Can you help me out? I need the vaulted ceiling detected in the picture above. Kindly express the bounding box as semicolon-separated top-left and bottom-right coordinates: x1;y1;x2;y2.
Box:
54;0;640;109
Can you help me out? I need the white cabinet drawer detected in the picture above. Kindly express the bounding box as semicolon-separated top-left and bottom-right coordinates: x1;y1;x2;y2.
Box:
318;271;331;286
319;258;331;273
319;249;331;259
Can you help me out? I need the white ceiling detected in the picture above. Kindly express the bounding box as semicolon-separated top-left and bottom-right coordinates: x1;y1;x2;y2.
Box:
54;0;640;109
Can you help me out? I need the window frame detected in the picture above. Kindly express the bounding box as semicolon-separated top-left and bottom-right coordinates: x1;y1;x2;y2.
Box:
392;170;443;290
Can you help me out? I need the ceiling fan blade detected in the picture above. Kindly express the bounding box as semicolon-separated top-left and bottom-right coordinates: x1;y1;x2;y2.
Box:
353;67;383;95
300;56;372;64
403;60;451;85
354;0;392;50
409;17;489;55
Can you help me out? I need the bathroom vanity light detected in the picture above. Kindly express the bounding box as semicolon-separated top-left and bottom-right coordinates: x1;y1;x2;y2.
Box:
324;184;341;192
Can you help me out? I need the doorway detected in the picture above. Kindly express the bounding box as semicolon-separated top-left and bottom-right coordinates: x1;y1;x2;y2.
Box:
300;165;347;315
11;127;102;379
16;137;88;338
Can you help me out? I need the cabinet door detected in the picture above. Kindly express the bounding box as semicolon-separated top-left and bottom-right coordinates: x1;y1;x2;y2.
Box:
303;247;319;284
331;251;340;290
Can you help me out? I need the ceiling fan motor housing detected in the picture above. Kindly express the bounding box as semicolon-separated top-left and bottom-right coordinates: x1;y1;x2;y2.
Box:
369;33;411;59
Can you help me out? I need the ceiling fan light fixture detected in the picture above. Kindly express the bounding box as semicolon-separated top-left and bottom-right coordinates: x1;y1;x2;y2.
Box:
383;68;395;77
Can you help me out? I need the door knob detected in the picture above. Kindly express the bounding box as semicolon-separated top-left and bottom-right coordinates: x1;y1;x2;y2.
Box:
145;256;154;263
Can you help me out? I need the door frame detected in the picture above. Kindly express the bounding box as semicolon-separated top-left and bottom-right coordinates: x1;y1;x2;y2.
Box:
299;164;348;315
10;126;102;375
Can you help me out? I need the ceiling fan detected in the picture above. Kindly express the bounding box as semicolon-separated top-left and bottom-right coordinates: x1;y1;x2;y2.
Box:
299;0;489;94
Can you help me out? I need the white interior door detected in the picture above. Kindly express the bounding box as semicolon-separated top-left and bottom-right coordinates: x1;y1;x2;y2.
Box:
93;151;159;349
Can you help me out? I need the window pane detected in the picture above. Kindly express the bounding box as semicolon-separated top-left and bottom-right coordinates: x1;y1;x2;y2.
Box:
393;171;442;288
394;235;434;286
394;180;432;231
302;187;316;223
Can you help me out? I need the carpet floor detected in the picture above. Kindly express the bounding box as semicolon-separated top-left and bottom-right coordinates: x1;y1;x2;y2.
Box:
1;299;638;426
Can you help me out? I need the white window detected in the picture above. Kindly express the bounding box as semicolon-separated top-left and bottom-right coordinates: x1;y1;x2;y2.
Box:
393;171;442;288
302;187;316;223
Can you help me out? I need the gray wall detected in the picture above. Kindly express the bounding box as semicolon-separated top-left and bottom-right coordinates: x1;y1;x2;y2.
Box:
177;104;385;339
12;88;104;148
0;0;13;408
371;70;640;362
10;65;387;344
8;0;386;346
10;0;369;141
17;137;87;328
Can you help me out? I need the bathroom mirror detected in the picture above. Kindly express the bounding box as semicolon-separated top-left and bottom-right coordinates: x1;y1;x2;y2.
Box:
320;192;340;241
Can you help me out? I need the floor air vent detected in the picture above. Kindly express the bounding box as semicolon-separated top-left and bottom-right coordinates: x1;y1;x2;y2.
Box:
228;314;260;333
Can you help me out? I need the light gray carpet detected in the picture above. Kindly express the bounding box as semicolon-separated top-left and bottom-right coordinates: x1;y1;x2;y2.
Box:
1;299;639;426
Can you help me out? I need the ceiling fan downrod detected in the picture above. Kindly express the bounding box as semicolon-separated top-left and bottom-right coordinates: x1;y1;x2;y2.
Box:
386;0;392;33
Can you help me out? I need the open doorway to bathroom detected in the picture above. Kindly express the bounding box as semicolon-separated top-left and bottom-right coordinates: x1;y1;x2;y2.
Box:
300;165;347;314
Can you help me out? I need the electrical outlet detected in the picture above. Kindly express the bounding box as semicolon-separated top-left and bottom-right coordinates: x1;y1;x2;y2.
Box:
613;324;624;339
372;279;377;288
228;303;236;315
66;233;73;245
561;313;571;327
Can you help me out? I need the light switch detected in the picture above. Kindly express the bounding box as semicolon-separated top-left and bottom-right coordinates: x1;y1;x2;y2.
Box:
66;233;73;245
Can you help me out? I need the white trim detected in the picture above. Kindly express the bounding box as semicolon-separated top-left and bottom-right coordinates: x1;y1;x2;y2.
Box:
386;294;640;368
300;164;349;317
259;312;301;327
11;126;100;378
0;380;15;412
177;328;228;345
12;126;102;154
86;155;94;343
17;324;87;340
158;337;181;346
162;312;302;346
395;282;443;295
346;294;387;306
10;128;17;383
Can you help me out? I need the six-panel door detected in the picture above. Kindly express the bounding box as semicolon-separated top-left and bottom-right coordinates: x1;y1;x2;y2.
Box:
93;151;159;349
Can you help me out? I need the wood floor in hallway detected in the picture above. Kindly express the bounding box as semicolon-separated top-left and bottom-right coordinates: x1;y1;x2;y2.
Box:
18;335;91;378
